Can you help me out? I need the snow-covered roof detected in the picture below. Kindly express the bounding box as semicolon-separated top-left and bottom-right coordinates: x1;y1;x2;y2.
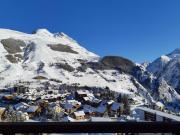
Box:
67;100;81;106
63;116;75;122
48;102;60;108
63;103;74;109
83;96;101;103
14;102;29;110
90;117;112;122
96;106;107;114
111;102;121;111
26;106;39;113
136;107;180;121
76;90;90;95
83;105;96;113
74;111;85;117
156;101;164;107
107;100;114;105
83;96;89;101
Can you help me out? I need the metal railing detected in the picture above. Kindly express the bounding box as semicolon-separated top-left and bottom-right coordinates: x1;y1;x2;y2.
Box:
0;122;179;135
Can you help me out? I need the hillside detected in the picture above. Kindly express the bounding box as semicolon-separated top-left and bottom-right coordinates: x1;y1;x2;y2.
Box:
0;28;179;110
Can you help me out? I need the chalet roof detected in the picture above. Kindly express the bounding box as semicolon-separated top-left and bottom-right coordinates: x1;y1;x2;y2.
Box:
14;102;29;110
63;116;75;122
49;102;60;108
63;103;74;109
83;96;89;101
26;106;39;113
67;100;81;106
76;90;90;95
107;100;114;105
66;95;74;100
83;105;96;113
74;111;85;117
111;102;121;111
96;105;106;114
83;96;101;103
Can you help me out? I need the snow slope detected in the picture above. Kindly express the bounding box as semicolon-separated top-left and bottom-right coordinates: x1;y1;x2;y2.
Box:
0;28;179;106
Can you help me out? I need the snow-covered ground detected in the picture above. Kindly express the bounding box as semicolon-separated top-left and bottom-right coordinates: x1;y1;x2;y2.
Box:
0;28;179;108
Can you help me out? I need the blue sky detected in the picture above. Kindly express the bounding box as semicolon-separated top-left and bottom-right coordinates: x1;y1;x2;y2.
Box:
0;0;180;62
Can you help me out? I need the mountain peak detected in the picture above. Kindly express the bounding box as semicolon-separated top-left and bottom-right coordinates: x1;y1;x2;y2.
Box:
34;28;54;37
160;55;171;63
171;48;180;54
168;48;180;58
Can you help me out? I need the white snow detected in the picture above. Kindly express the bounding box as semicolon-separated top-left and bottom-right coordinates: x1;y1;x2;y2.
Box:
74;111;85;117
160;55;171;63
0;28;178;107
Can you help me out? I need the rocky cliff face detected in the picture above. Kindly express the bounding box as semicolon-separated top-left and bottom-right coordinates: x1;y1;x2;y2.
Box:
147;49;180;94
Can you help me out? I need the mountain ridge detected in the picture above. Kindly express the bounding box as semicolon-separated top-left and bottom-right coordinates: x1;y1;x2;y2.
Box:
147;48;180;94
0;28;179;112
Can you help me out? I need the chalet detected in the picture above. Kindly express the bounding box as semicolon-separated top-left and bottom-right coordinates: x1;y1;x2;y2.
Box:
73;110;85;120
0;107;6;121
41;94;62;102
26;96;39;102
109;102;123;117
82;96;101;107
49;102;64;113
48;102;65;119
63;103;74;114
62;100;81;114
16;111;29;122
75;90;90;100
46;89;59;95
83;105;96;118
67;100;81;109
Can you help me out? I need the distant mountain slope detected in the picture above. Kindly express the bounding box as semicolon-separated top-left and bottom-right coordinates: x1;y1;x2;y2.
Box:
0;28;179;108
147;49;180;94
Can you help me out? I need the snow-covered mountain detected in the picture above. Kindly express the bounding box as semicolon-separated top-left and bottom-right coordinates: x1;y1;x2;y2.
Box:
147;49;180;94
0;28;179;107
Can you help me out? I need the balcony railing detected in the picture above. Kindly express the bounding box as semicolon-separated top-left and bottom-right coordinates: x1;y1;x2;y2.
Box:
0;122;179;135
